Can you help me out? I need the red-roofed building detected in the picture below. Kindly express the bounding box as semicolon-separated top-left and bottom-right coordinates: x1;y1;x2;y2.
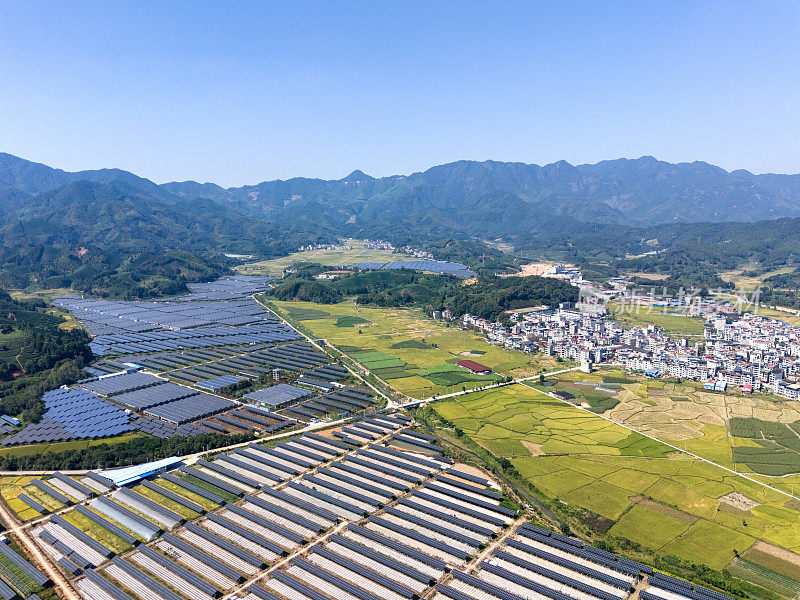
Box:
456;359;492;374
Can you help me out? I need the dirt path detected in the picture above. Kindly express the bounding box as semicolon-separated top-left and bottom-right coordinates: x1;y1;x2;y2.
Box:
13;344;26;374
252;295;395;406
466;512;531;573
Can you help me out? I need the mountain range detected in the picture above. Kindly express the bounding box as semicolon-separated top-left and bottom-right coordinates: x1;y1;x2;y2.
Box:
5;152;800;229
3;151;800;272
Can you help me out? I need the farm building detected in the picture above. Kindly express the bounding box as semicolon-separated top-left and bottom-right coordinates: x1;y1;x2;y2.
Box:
455;360;492;374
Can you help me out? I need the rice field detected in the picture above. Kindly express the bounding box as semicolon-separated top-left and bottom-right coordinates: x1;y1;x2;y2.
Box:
607;301;706;343
272;299;560;398
603;376;800;480
432;383;800;571
63;509;133;554
0;432;143;459
0;476;39;521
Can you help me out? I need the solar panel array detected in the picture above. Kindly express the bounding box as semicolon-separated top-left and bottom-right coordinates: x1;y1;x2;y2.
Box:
198;406;295;435
22;278;363;447
164;275;274;301
113;382;199;410
53;296;281;336
290;386;373;420
83;360;128;376
32;410;721;600
166;342;326;384
132;417;209;439
243;384;313;408
144;393;236;425
125;344;264;372
81;371;164;396
348;260;477;278
196;375;246;391
2;388;133;446
304;364;348;382
86;321;300;356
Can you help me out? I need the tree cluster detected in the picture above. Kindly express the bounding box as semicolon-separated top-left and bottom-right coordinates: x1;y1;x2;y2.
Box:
0;432;254;471
0;291;93;421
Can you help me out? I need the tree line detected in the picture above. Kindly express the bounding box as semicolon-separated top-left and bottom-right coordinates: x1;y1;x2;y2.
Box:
0;431;254;471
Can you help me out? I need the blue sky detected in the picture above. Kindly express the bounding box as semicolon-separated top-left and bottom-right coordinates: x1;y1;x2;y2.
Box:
0;1;798;186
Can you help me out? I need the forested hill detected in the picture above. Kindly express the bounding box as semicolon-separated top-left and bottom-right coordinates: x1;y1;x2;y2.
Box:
0;159;331;296
0;290;93;421
4;152;800;295
269;269;579;321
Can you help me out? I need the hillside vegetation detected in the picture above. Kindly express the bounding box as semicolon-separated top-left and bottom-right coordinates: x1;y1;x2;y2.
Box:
3;152;800;298
269;268;578;320
0;291;92;421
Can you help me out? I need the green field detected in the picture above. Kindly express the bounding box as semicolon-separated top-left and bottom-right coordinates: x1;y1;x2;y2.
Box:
609;504;693;549
155;477;220;511
726;557;800;599
236;239;419;276
22;480;67;513
433;383;800;572
281;306;332;320
551;380;621;413
417;363;502;387
743;543;800;581
390;340;434;350
0;551;42;597
752;307;800;326
661;520;755;570
335;315;370;327
272;299;561;398
177;472;239;503
602;376;800;482
728;418;800;476
133;483;201;520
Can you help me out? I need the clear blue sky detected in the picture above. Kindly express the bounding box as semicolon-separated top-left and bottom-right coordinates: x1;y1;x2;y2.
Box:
0;1;798;186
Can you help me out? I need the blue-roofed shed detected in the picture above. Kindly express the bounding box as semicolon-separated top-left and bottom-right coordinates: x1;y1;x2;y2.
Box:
98;456;183;487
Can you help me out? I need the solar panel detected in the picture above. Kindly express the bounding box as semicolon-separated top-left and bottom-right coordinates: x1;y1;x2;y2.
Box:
81;371;164;396
346;260;476;278
243;384;313;408
2;388;134;446
114;382;197;409
144;394;236;425
196;374;245;390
